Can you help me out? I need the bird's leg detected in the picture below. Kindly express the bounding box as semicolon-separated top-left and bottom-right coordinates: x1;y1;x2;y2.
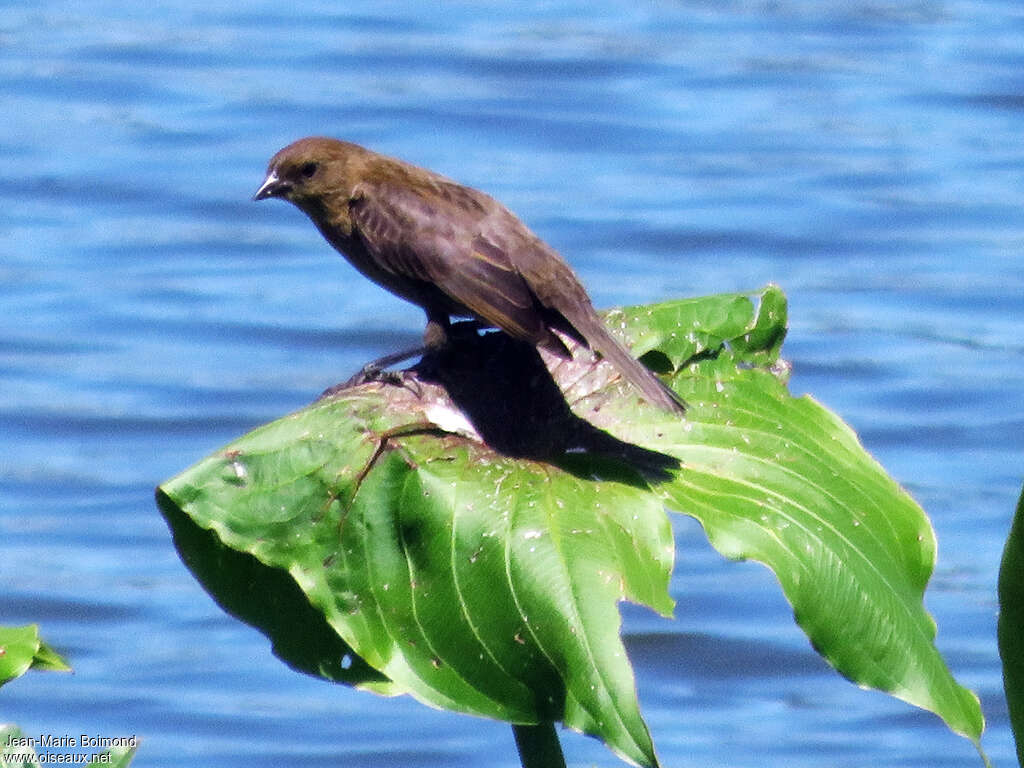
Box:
364;346;428;372
336;313;483;394
338;311;451;391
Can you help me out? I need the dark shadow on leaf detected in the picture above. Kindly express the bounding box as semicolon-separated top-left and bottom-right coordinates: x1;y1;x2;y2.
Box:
406;330;680;483
637;348;675;374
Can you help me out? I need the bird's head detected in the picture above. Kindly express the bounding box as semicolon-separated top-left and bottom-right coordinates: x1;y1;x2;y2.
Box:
253;137;364;207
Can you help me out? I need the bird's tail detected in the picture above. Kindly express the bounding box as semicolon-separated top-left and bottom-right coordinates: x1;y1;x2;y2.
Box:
572;314;687;415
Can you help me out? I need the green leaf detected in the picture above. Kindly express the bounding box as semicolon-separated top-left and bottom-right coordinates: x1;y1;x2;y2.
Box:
157;286;984;765
609;284;786;370
1;726;39;768
603;289;983;750
158;390;675;765
0;625;70;688
657;383;982;735
87;743;138;767
0;727;138;768
999;484;1024;765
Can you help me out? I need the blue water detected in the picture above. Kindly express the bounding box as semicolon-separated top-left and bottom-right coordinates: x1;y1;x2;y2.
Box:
2;1;1023;766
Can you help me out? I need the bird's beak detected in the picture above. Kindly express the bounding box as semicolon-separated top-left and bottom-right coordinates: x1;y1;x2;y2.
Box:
253;170;287;201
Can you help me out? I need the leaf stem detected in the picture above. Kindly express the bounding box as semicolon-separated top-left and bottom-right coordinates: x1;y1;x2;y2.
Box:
512;723;566;768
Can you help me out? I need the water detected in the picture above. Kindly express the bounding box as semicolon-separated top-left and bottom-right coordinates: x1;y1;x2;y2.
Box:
2;1;1023;765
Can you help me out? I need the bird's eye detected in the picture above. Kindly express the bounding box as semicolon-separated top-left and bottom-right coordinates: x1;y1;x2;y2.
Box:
299;161;319;179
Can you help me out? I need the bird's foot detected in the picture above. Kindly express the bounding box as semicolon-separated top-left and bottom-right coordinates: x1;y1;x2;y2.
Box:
316;346;428;401
346;363;406;387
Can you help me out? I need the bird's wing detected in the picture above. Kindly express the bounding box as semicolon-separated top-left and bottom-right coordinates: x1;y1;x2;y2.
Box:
350;176;685;412
350;179;568;352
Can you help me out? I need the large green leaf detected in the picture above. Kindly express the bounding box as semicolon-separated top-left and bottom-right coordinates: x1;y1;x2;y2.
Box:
157;286;984;765
157;361;677;766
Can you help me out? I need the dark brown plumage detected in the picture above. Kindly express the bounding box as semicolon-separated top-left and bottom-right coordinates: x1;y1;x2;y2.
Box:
254;137;685;414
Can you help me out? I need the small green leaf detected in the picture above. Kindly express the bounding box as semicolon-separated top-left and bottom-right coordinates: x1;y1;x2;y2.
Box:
29;641;72;673
999;484;1024;765
87;743;138;767
1;725;39;767
0;625;70;687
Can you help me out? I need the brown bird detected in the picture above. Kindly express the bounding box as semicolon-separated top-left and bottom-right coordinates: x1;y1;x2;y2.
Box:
254;137;685;414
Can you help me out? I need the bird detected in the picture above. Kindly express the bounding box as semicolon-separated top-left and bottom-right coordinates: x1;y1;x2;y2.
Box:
254;137;685;414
